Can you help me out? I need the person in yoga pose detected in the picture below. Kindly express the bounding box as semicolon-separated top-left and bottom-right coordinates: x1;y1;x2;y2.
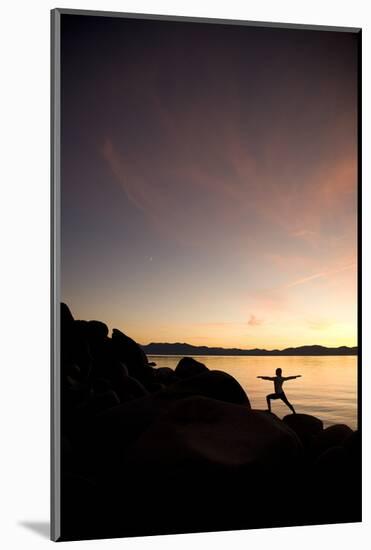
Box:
257;368;301;413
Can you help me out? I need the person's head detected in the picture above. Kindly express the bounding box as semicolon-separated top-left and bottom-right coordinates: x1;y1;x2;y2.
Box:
276;368;282;376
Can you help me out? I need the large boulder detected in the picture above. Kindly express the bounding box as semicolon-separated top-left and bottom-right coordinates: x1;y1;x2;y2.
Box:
111;328;152;381
61;302;74;329
312;424;353;457
123;397;302;476
168;370;251;407
175;357;209;379
115;398;304;534
283;413;323;446
60;306;92;381
88;393;162;475
154;367;179;385
88;320;109;341
61;319;92;380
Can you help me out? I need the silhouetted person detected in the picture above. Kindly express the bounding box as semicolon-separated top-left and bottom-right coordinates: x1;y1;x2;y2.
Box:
257;368;301;414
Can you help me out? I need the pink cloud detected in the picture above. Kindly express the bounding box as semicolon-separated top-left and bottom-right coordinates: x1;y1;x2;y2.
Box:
101;89;357;275
248;314;263;327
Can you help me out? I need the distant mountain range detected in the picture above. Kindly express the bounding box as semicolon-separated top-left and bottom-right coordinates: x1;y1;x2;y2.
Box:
142;342;358;356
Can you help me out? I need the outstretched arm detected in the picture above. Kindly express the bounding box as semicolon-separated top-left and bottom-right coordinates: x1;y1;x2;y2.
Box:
257;376;274;380
284;375;302;380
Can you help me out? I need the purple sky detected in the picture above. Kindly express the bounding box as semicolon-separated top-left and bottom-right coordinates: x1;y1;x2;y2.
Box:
61;15;358;348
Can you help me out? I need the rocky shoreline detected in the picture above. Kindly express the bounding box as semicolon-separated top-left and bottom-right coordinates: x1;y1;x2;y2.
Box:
59;303;361;541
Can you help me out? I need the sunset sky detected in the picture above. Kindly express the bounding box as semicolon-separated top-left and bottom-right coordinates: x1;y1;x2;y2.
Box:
61;15;358;349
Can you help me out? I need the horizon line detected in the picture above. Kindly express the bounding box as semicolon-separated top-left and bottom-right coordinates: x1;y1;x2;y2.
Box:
141;341;357;352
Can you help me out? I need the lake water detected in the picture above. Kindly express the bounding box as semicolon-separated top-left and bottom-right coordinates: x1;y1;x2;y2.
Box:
148;355;358;429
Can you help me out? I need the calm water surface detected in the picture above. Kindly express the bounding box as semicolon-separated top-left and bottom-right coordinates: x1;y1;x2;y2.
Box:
148;355;358;429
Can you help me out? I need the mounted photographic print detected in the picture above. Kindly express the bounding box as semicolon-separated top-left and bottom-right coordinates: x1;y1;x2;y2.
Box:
51;8;361;542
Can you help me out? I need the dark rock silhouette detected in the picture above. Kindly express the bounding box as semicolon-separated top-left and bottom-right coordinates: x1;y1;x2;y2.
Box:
123;397;302;476
283;413;323;446
111;328;154;384
312;424;353;457
61;301;74;328
175;356;209;378
58;302;361;541
88;320;109;340
154;366;178;385
168;370;251;407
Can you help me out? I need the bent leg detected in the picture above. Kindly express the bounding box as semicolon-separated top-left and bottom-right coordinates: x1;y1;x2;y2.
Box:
266;393;278;413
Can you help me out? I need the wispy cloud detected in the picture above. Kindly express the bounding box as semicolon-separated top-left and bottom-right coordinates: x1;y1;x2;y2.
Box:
102;114;356;256
286;262;356;289
248;314;263;326
286;272;326;288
